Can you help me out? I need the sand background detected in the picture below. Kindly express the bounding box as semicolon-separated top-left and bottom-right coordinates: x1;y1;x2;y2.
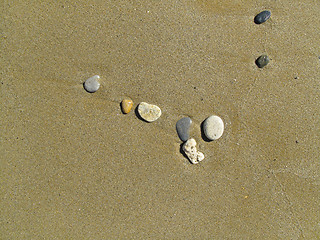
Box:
1;0;319;239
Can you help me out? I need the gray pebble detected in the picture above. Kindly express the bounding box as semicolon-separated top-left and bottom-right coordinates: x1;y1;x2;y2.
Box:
84;75;100;93
254;10;271;24
176;117;192;142
256;55;270;68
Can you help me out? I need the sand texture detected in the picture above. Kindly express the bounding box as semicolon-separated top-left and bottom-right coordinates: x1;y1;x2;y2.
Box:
1;0;320;239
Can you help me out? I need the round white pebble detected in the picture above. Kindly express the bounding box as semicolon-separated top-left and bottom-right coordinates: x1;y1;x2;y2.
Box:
84;75;100;93
203;115;224;140
137;102;162;122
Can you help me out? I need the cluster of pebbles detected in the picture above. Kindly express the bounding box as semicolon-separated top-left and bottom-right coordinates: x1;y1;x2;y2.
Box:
82;10;272;164
83;76;162;122
83;75;224;164
177;115;224;164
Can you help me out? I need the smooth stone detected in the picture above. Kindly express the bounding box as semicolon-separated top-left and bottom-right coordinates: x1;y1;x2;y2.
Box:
84;75;100;93
203;115;224;141
176;117;192;142
256;55;270;68
182;138;204;164
121;99;133;114
254;10;271;24
137;102;161;122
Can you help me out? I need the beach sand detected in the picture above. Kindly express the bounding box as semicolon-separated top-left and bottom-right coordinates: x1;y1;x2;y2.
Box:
1;0;319;238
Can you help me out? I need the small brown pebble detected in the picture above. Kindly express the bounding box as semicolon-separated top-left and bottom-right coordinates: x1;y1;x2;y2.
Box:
121;99;133;114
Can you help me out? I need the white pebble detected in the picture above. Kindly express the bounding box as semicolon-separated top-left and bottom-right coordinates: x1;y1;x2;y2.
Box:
182;138;204;164
84;75;100;93
203;115;224;140
137;102;161;122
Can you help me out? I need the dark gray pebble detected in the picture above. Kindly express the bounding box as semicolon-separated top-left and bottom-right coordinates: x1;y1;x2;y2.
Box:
256;55;270;68
176;117;192;142
254;10;271;24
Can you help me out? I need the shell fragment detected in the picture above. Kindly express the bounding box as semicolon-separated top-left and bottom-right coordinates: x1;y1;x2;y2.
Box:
182;138;204;164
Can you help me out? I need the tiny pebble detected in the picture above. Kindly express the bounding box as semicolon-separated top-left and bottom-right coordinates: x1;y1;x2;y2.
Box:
176;117;192;142
137;102;161;122
203;115;224;141
83;75;100;93
121;99;133;114
256;55;270;68
182;138;204;164
254;10;271;24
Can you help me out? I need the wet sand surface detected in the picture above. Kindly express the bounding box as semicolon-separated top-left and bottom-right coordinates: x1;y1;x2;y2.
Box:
1;0;319;239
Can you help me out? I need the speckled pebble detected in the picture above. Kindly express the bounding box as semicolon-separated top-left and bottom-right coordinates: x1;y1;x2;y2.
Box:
254;10;271;24
121;99;133;114
137;102;161;122
182;138;204;164
83;75;100;93
203;115;224;141
256;55;270;68
176;117;192;142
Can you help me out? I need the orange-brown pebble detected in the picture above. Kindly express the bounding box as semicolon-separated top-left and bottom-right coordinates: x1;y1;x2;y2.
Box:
121;99;133;114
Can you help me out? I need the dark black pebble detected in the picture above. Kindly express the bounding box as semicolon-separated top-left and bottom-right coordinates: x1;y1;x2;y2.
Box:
254;10;271;24
176;117;192;142
256;55;270;68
